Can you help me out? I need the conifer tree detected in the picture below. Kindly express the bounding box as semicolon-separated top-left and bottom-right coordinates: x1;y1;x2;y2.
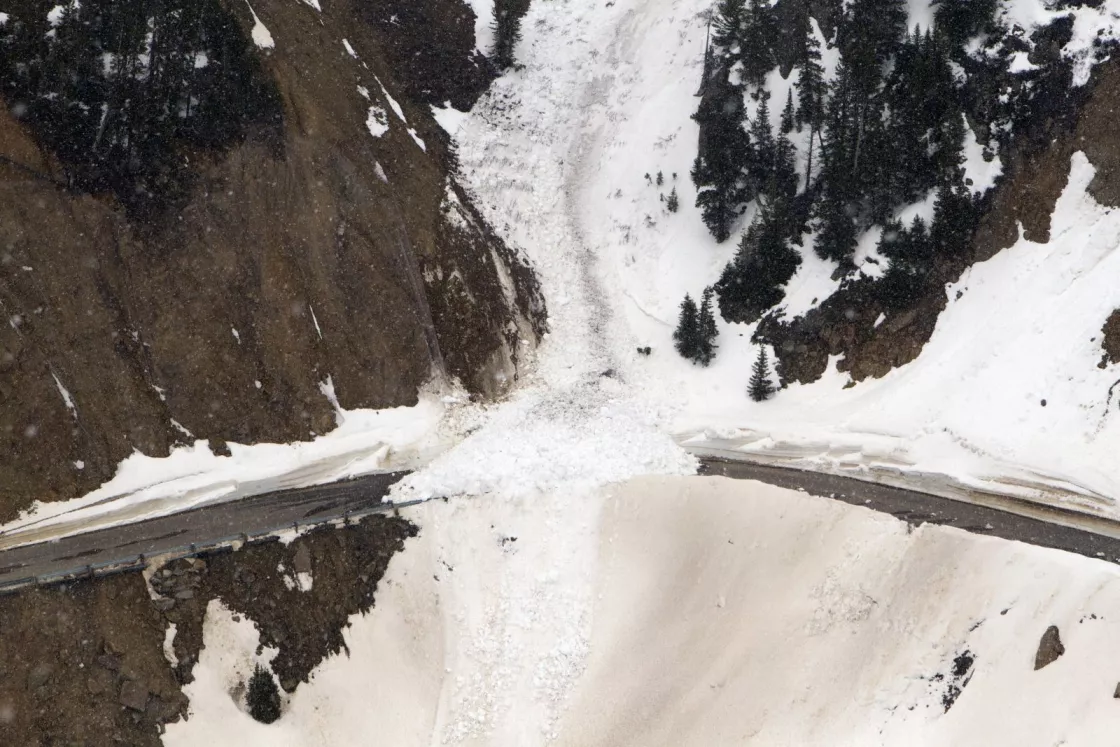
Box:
666;187;680;213
839;0;907;96
749;93;776;191
712;0;748;52
780;90;795;135
773;121;798;200
930;178;975;258
797;28;827;185
714;201;802;323
697;287;719;365
673;294;702;361
933;0;998;47
749;346;775;401
815;186;858;265
741;0;778;86
692;58;753;241
490;8;524;71
875;217;933;308
247;665;282;724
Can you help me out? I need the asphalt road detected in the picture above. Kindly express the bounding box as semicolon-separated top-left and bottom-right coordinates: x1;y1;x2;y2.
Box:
4;458;1120;594
700;458;1120;564
0;471;409;592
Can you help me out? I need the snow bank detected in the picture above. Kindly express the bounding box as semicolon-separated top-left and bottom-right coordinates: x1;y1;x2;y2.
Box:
166;476;1120;745
0;392;447;547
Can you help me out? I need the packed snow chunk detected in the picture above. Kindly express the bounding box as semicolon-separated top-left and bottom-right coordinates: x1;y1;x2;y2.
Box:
245;2;274;50
298;0;321;11
342;38;357;58
0;13;9;26
365;104;389;138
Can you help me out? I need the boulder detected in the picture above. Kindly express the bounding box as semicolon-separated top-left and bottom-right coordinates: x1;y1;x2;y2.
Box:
1034;625;1065;670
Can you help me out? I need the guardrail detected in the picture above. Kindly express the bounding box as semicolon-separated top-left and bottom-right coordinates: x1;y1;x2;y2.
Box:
0;496;425;597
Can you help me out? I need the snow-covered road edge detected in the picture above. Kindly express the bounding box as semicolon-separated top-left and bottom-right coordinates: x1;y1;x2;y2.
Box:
684;439;1120;541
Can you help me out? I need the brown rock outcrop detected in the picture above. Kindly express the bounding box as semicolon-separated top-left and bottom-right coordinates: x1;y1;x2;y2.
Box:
0;0;544;518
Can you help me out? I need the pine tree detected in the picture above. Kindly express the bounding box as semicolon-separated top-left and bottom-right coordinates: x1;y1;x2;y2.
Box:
797;28;827;186
247;665;282;724
712;0;748;52
875;217;933;309
697;287;719;365
749;93;775;190
692;60;754;241
741;0;778;86
815;186;858;265
666;187;680;212
748;346;775;401
839;0;907;96
780;90;795;135
933;0;998;47
490;8;524;71
673;294;702;361
714;202;802;323
930;178;975;258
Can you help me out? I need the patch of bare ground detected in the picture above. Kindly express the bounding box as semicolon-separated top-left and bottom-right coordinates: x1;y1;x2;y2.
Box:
0;513;414;744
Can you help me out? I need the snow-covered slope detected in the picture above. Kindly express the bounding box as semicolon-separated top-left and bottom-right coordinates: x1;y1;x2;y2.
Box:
164;476;1120;746
432;0;1120;517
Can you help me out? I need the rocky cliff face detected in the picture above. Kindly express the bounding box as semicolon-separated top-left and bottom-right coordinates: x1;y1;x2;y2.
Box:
0;0;544;518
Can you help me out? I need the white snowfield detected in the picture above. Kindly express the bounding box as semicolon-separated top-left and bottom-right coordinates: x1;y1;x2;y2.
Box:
164;477;1120;746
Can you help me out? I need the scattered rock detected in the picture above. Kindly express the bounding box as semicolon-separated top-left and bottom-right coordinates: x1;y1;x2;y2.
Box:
152;598;176;612
119;679;150;712
1113;682;1120;699
292;544;312;576
173;589;195;601
95;653;121;671
1101;309;1120;366
1035;625;1065;670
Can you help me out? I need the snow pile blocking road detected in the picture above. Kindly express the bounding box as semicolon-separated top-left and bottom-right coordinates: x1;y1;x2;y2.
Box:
165;476;1120;746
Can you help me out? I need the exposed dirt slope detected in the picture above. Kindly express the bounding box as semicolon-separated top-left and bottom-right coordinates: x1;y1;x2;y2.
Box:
0;0;544;518
0;513;414;745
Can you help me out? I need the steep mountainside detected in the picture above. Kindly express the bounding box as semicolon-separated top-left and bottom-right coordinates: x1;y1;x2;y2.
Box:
0;0;543;518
